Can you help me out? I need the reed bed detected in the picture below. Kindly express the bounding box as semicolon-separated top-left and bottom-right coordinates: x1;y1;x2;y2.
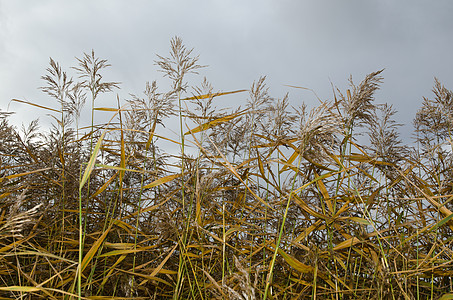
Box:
1;37;452;299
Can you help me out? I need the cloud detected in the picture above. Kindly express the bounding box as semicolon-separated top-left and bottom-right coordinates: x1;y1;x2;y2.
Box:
1;0;453;144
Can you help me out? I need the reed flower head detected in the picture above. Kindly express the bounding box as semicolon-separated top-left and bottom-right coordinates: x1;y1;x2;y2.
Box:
339;69;384;129
155;36;205;93
368;103;406;165
1;191;42;239
73;50;120;99
295;100;341;160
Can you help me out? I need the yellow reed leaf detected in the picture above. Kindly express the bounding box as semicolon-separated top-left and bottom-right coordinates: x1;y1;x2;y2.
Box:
184;109;248;135
81;225;111;272
333;237;361;251
275;246;313;273
94;107;119;111
279;149;300;173
180;89;247;101
3;168;51;182
348;217;371;225
0;286;41;292
80;131;106;189
11;98;60;113
142;173;182;189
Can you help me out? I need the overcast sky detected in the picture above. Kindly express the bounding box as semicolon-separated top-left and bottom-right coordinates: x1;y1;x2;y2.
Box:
1;0;452;143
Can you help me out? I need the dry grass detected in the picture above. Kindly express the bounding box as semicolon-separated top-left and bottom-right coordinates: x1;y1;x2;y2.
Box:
1;37;452;299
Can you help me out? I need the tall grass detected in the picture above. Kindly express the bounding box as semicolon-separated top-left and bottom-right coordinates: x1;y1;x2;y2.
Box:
1;37;453;299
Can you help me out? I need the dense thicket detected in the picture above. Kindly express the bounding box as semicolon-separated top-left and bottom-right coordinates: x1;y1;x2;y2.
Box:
1;37;452;299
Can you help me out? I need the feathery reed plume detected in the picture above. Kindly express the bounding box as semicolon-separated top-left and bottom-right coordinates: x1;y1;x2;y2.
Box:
73;50;120;100
0;191;42;239
368;103;407;165
155;36;205;93
339;69;384;129
246;76;273;137
294;100;341;160
219;256;257;300
67;83;87;138
128;81;175;128
263;94;294;139
414;78;453;154
40;58;73;110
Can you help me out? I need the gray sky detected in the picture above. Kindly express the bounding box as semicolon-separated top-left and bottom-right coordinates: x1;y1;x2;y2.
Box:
1;0;452;142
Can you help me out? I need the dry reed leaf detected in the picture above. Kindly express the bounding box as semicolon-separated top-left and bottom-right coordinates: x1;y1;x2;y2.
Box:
275;246;314;273
348;216;371;225
80;225;112;272
195;195;202;226
201;133;274;211
124;197;171;220
333;201;351;217
333;237;361;251
284;84;312;91
0;286;42;292
99;249;145;257
0;235;32;252
180;89;247;101
184;108;248;135
225;226;242;237
104;242;136;250
142;173;182;189
2;167;51;182
123;272;173;287
96;164;142;173
0;192;10;200
334;255;347;271
112;219;135;234
292;194;326;219
99;254;127;288
11;98;60;113
279;149;300;173
202;269;228;298
94;107;119;111
314;170;334;213
149;244;178;277
366;186;384;207
89;171;118;199
3;251;76;264
293;219;323;243
145;115;158;151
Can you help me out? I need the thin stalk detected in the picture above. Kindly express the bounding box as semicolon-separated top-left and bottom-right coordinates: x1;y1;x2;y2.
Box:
77;171;84;300
174;87;187;300
263;153;304;299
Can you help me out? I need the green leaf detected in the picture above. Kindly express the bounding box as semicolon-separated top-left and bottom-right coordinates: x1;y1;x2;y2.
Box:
430;213;453;232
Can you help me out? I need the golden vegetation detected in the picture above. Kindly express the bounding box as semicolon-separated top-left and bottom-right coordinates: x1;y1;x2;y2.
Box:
1;37;452;299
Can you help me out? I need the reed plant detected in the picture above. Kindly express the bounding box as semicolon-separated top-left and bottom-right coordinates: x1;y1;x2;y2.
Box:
1;37;452;299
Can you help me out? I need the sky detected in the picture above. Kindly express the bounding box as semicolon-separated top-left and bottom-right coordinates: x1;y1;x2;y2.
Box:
1;0;452;143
